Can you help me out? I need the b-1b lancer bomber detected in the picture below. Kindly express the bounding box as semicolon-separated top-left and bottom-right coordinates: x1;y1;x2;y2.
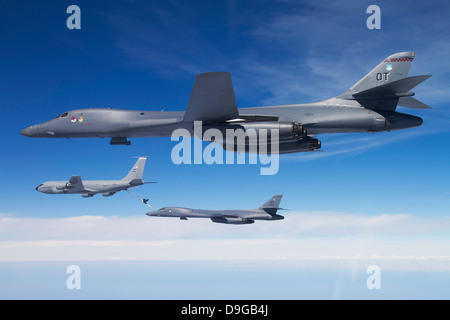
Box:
146;195;284;225
21;52;430;154
36;157;150;198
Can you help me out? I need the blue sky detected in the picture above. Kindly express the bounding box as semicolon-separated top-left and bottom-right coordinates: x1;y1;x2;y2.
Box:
1;0;450;299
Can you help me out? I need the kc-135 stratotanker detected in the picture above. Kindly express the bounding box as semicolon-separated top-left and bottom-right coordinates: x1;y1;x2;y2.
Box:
36;157;151;198
21;52;430;154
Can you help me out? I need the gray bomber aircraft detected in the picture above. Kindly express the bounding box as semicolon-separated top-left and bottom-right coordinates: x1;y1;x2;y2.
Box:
20;52;430;154
146;195;284;225
36;157;150;198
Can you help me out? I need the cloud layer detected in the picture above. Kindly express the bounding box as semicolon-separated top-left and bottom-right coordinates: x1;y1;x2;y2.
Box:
1;212;449;271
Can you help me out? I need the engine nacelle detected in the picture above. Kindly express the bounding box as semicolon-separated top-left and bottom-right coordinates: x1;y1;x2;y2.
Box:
54;183;67;190
277;137;321;154
210;217;255;225
202;121;307;143
102;192;116;197
201;121;320;154
221;136;321;154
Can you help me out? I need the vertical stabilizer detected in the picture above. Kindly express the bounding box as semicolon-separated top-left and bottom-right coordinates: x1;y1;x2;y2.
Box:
122;157;147;182
346;52;415;95
259;195;283;214
337;52;431;111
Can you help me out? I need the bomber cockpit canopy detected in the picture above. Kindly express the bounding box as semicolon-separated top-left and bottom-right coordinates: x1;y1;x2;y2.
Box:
55;112;69;119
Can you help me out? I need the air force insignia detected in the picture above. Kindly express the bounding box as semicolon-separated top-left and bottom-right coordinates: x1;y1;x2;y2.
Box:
386;64;393;71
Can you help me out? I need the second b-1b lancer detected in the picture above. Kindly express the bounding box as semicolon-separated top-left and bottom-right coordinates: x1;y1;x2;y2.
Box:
146;195;284;225
21;52;431;154
36;157;151;198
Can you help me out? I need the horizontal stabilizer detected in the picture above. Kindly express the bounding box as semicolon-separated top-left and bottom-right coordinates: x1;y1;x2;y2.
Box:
352;75;431;111
183;72;239;123
128;178;144;186
353;75;431;99
398;96;431;109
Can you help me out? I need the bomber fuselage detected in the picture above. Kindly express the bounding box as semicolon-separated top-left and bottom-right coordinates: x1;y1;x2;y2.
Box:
147;207;284;221
20;98;422;140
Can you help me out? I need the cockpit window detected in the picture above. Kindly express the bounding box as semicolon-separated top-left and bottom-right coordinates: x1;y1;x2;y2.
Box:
55;112;69;119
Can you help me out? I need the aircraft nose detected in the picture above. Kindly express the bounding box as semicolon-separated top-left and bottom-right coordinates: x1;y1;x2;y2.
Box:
20;126;32;137
20;123;48;137
36;184;43;192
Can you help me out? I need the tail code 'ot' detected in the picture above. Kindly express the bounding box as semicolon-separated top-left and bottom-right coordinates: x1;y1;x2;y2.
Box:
349;51;415;94
338;52;431;110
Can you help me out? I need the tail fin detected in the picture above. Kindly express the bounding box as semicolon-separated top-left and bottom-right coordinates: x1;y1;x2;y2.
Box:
349;52;415;94
122;157;147;183
183;72;239;123
259;195;283;215
339;52;431;110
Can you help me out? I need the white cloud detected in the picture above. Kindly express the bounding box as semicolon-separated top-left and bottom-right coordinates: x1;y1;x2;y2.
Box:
1;212;449;271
